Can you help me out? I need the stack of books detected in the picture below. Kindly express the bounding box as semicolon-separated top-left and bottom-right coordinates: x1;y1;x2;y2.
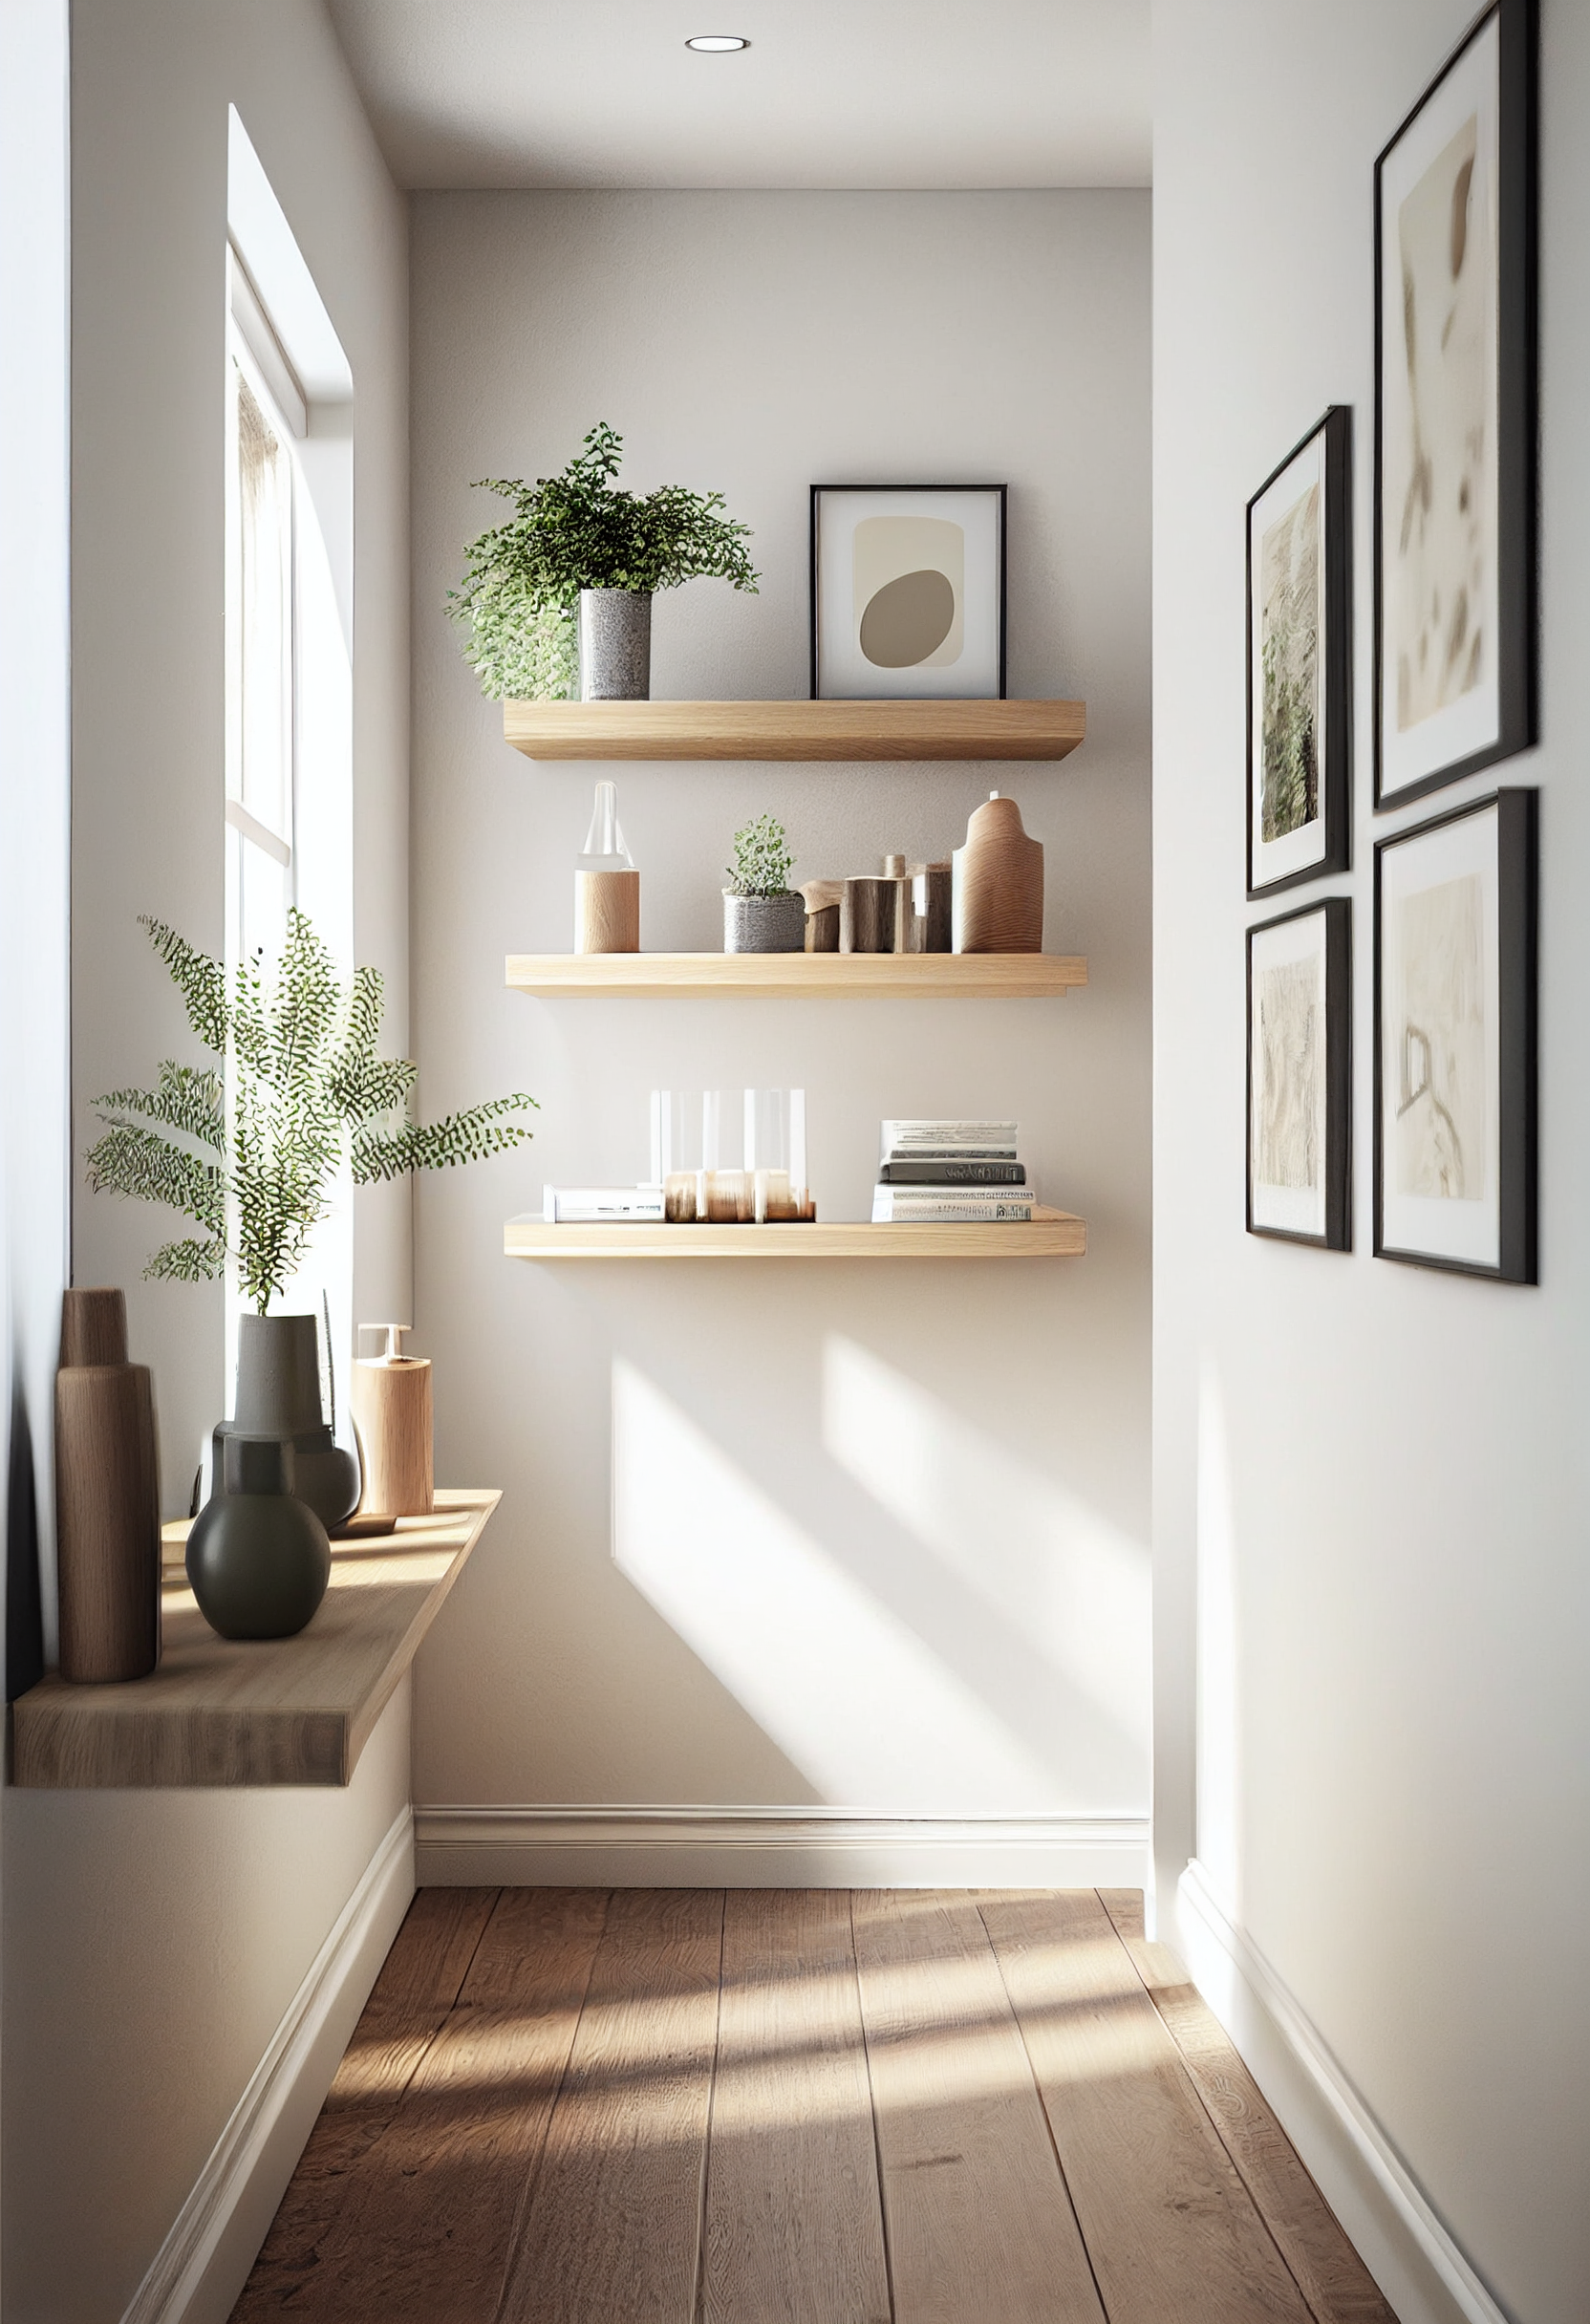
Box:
871;1121;1035;1221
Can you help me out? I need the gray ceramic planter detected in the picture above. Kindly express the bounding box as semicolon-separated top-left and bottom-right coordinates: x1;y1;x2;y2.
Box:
723;891;806;954
579;589;652;699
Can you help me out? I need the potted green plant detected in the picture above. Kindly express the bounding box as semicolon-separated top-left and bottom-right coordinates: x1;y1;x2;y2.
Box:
723;814;805;953
449;421;759;703
87;911;537;1630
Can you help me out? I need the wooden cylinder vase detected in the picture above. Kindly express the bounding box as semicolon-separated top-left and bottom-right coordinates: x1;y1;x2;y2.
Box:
351;1358;434;1517
54;1289;161;1684
574;869;640;954
841;876;899;955
952;792;1044;953
801;879;844;953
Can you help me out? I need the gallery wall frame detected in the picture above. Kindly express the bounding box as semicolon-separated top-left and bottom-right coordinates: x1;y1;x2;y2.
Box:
1247;897;1351;1251
1246;406;1352;898
810;484;1006;701
1373;787;1536;1281
1372;0;1537;810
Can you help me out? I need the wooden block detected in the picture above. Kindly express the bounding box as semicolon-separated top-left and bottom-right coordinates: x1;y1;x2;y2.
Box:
574;868;639;953
841;875;899;953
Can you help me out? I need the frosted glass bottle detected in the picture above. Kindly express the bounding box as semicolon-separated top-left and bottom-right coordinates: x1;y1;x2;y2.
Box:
574;780;639;953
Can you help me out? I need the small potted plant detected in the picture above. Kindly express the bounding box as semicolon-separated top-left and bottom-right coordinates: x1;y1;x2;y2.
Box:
86;911;538;1637
449;421;759;703
724;814;805;953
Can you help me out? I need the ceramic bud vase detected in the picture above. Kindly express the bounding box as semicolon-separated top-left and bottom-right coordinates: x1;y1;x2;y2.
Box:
186;1434;331;1641
579;589;652;699
952;791;1044;953
54;1287;161;1683
219;1312;360;1531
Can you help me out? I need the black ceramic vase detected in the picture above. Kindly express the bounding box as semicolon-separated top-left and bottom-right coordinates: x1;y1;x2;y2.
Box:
187;1434;331;1640
218;1312;360;1530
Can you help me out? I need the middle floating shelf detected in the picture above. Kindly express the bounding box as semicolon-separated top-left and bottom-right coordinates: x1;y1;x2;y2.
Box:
506;953;1087;1000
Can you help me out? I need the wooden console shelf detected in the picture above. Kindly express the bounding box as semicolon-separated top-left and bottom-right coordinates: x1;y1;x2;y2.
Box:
11;1490;500;1790
504;698;1085;763
505;1212;1085;1260
506;952;1087;1000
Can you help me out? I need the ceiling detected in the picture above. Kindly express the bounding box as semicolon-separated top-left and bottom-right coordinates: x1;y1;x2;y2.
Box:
325;1;1151;191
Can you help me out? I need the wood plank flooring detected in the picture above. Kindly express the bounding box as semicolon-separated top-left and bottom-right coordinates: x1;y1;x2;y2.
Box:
231;1888;1398;2324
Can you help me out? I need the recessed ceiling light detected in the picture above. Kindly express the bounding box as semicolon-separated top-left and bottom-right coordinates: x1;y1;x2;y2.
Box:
685;34;748;52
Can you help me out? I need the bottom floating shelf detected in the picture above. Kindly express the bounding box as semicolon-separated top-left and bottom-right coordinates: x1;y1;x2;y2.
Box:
505;1209;1086;1260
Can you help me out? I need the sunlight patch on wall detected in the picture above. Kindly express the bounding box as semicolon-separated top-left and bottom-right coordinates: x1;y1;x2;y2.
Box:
821;1336;1150;1767
612;1361;1059;1809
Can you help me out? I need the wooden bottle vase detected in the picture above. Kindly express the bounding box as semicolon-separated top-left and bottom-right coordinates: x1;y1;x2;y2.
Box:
574;869;640;953
952;793;1044;953
54;1288;161;1684
351;1358;434;1517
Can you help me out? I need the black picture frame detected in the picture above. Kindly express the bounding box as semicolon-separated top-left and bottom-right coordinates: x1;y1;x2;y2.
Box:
809;484;1007;701
1372;0;1537;810
1373;787;1536;1281
1246;406;1353;899
1246;896;1352;1251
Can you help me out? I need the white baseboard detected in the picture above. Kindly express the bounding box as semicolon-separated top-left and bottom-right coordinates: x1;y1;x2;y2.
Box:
415;1804;1150;1889
120;1806;416;2324
1176;1861;1510;2324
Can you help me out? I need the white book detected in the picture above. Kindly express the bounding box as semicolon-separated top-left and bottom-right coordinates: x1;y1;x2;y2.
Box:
883;1119;1019;1144
872;1188;1036;1223
543;1185;666;1222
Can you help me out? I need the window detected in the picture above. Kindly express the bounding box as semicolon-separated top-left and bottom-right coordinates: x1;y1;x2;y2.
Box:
222;118;354;1385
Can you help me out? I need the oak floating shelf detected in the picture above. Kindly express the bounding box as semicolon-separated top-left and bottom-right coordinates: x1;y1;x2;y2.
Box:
505;1211;1086;1261
505;952;1087;1000
503;698;1085;764
12;1491;500;1790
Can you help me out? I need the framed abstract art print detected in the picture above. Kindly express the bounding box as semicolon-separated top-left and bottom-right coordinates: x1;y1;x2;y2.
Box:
1247;898;1351;1250
1374;787;1536;1280
1247;408;1352;897
810;484;1005;700
1373;0;1537;808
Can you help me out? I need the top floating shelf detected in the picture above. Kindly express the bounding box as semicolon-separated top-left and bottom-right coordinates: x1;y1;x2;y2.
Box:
503;699;1086;764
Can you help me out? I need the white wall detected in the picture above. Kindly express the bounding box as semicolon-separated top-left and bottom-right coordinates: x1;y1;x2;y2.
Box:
409;190;1152;1863
1153;5;1590;2322
0;7;415;2318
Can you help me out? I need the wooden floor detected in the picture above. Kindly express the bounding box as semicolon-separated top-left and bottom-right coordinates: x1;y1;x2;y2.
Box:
231;1888;1397;2324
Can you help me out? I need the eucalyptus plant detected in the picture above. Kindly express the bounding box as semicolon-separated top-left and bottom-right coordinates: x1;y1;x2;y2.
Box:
449;421;759;700
726;813;796;898
87;911;538;1315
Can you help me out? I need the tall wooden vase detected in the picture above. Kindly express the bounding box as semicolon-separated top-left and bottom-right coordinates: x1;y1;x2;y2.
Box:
54;1288;161;1683
952;791;1044;954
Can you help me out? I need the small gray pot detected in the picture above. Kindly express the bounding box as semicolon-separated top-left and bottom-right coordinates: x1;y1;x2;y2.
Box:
218;1312;360;1530
579;589;652;700
723;891;806;954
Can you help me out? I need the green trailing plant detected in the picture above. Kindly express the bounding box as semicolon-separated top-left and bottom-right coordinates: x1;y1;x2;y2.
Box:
448;421;759;701
726;813;796;899
87;911;538;1315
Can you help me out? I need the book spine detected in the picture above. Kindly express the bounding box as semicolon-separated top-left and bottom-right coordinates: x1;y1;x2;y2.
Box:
877;1160;1027;1185
881;1120;1019;1143
872;1193;1036;1222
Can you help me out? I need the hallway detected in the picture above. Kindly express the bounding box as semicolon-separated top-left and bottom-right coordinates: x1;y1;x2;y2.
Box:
232;1886;1393;2322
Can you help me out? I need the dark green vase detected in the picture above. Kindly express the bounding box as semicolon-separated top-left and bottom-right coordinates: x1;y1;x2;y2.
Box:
186;1435;332;1641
